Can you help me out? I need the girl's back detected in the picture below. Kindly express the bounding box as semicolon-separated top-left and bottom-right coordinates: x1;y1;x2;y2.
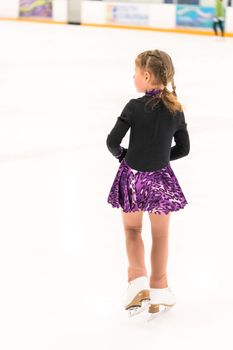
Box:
107;94;189;172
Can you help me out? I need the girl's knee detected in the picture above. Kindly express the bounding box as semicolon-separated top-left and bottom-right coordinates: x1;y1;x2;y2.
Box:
125;225;142;237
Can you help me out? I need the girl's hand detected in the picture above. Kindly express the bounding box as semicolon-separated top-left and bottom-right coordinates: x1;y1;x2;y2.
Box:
115;147;128;162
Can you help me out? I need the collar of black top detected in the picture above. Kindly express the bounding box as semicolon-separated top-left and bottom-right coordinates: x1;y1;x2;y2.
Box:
145;89;162;97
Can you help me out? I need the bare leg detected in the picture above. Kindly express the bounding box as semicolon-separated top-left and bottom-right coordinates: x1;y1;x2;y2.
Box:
148;212;171;288
121;209;147;283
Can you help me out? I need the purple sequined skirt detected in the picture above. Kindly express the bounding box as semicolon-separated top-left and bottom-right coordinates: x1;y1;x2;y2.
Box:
107;159;188;214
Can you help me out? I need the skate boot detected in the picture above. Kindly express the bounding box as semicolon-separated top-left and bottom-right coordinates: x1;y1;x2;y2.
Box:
123;276;150;317
147;286;176;321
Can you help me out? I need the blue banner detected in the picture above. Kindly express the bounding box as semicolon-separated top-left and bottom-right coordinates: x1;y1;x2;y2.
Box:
176;5;215;28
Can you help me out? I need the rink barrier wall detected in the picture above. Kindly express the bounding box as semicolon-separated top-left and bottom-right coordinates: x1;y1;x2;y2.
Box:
81;1;233;35
0;0;67;22
0;1;233;36
80;22;233;37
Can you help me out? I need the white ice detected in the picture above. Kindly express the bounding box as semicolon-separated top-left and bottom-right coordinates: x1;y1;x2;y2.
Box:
0;20;233;350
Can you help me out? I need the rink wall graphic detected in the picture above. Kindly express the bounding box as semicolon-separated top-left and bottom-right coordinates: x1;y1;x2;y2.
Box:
106;4;149;26
19;0;52;18
0;0;233;36
176;5;215;28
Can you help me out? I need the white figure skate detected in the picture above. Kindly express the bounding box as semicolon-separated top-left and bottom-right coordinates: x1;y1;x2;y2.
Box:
147;286;176;321
123;276;150;317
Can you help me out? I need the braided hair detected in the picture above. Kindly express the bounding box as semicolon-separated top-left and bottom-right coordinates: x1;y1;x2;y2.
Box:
135;49;182;114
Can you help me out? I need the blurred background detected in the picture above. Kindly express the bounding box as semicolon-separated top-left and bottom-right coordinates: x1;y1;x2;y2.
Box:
0;0;233;32
0;1;233;350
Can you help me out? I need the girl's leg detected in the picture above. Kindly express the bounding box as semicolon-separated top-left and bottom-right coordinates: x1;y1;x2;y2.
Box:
218;20;224;37
148;212;171;288
121;209;147;283
213;20;218;35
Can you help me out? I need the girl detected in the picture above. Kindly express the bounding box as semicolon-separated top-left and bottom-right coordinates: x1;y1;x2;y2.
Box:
106;49;190;318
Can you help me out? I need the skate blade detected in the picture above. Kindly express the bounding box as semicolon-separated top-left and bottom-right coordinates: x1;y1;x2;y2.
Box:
128;299;150;317
125;289;150;317
147;304;175;322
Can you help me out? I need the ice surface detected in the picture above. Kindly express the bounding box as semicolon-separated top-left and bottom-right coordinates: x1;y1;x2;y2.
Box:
0;20;233;350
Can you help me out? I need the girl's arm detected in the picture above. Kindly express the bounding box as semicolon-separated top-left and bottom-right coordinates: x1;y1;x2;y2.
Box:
170;112;190;161
106;100;134;158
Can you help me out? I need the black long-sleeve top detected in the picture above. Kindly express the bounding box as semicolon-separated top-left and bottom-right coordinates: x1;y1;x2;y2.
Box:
106;95;190;172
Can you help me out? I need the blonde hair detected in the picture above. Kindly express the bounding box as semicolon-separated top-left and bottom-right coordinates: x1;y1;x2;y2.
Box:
135;49;183;114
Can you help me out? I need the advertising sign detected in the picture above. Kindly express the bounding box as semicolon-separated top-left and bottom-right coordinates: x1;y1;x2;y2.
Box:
19;0;52;18
106;4;149;26
176;5;215;28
